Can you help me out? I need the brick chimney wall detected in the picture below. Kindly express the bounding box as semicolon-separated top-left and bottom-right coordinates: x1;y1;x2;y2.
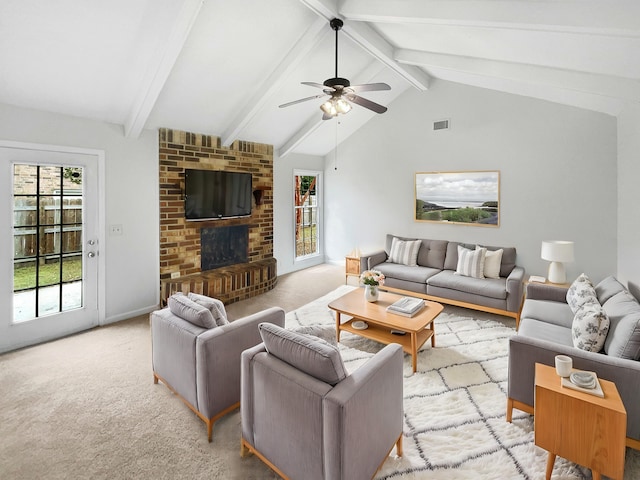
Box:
158;128;274;284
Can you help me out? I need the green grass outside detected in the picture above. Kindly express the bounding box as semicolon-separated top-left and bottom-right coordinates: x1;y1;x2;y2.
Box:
14;257;82;290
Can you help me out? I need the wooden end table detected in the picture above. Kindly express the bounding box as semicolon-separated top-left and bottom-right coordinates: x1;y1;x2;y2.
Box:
328;288;443;373
345;256;360;284
534;363;626;480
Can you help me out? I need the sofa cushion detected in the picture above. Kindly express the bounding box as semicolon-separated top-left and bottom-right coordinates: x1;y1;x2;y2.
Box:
187;292;229;327
603;291;640;360
595;276;627;305
520;298;574;329
372;262;441;284
387;237;421;266
428;270;507;300
566;273;598;313
456;246;486;279
168;294;217;329
518;318;574;347
417;239;448;269
572;302;609;353
481;247;503;279
258;322;347;386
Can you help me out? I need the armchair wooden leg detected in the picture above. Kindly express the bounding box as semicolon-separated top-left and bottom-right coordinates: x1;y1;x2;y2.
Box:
240;438;250;457
506;398;513;422
396;433;403;457
153;373;159;384
207;420;213;443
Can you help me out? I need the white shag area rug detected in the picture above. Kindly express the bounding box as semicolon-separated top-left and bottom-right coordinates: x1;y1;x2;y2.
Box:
285;285;640;480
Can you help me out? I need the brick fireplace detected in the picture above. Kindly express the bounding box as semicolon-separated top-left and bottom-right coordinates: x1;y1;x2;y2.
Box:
158;128;276;305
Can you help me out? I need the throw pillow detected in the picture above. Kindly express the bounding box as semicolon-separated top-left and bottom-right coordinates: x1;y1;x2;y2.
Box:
258;322;347;386
168;294;217;329
603;290;640;360
566;273;598;313
388;237;421;266
572;302;610;352
456;246;486;279
187;292;229;326
479;246;503;279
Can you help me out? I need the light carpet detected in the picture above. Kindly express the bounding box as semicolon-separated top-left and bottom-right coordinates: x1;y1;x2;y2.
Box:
286;285;640;480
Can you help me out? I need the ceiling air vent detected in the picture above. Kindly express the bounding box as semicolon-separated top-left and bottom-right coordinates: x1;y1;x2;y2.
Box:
433;119;450;131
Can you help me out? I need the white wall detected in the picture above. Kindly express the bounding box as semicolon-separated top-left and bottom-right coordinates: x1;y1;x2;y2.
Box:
617;104;640;297
323;80;618;283
0;103;159;324
273;151;325;275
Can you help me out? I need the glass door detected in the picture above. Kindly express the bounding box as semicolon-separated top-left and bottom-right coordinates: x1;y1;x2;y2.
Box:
0;145;100;352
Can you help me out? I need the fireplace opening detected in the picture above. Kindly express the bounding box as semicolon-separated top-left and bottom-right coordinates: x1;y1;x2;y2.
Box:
201;225;248;270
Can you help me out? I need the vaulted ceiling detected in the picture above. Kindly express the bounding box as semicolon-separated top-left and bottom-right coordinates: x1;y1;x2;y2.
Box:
1;1;638;157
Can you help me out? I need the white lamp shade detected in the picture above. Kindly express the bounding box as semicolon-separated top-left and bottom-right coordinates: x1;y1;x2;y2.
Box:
541;241;574;263
541;240;574;284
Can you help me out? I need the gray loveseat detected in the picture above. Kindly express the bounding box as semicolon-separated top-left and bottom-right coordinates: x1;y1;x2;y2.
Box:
507;276;640;448
360;234;525;322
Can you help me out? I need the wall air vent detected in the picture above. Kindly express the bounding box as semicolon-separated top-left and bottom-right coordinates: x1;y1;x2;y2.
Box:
433;119;450;131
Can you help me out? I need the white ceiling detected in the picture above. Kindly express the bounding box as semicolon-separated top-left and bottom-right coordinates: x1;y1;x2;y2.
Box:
1;0;638;157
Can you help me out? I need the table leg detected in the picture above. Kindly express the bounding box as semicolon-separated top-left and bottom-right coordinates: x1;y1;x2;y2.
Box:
430;323;436;347
411;332;417;373
335;312;341;342
545;452;555;480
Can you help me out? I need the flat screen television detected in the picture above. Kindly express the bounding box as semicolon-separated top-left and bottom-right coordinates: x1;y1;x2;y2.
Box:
184;169;252;220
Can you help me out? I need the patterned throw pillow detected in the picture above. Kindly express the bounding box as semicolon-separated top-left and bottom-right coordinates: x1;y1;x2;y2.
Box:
388;237;421;266
456;246;486;279
566;273;598;313
479;246;503;279
572;302;610;352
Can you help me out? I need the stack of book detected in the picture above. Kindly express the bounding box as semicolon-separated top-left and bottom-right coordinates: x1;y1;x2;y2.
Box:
386;296;425;317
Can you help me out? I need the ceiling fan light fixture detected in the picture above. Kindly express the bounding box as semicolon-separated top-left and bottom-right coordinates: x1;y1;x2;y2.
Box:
320;97;351;117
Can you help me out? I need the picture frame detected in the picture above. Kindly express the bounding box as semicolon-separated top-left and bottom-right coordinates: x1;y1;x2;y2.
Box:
415;171;500;226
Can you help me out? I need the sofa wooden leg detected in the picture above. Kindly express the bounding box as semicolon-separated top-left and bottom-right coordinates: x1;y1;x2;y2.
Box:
396;433;403;457
153;373;159;384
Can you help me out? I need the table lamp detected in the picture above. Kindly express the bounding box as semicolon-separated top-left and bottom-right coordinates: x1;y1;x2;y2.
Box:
541;240;574;284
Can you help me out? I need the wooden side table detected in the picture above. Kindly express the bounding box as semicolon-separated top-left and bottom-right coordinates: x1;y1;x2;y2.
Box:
345;256;360;284
525;276;571;288
534;363;626;480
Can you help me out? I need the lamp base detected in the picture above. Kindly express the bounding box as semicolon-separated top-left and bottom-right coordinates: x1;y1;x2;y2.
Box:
547;262;567;284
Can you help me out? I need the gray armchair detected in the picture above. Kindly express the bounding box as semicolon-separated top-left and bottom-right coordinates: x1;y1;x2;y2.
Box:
151;293;285;441
240;323;403;480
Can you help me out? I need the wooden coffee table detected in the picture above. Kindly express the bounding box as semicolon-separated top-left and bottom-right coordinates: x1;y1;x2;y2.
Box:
328;288;444;373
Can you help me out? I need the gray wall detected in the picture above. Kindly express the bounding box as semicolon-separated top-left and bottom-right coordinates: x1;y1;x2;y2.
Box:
322;80;618;284
0;103;159;325
617;104;640;297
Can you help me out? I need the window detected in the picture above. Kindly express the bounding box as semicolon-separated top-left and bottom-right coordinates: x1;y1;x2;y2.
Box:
294;172;320;259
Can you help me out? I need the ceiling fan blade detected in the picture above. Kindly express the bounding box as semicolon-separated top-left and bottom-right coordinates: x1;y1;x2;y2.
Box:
301;81;329;90
346;94;387;114
279;94;326;109
348;82;391;93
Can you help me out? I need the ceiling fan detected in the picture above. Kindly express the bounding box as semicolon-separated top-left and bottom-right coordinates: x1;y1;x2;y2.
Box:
279;18;391;120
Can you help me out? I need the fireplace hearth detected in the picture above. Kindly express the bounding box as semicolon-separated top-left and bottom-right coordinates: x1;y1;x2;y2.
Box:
201;225;248;270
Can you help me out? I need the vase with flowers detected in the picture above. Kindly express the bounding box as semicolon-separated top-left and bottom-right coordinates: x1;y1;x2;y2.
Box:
360;269;385;302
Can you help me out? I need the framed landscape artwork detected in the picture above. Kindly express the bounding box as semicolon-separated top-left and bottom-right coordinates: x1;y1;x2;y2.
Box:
415;171;500;226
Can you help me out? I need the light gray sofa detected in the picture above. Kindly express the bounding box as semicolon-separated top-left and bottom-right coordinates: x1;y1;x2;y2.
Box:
241;323;403;480
507;276;640;448
151;293;285;441
360;234;525;322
